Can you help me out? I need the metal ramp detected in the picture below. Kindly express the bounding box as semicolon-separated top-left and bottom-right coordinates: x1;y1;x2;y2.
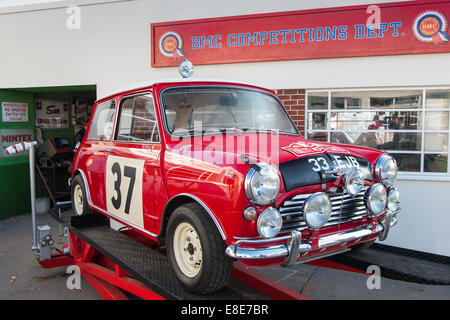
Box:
69;214;245;300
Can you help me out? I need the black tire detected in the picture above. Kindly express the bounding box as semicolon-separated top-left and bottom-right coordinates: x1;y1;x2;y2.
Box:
71;174;95;216
351;239;376;252
166;203;233;294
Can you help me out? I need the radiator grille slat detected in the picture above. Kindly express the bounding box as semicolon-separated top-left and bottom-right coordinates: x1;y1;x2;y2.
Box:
279;187;369;233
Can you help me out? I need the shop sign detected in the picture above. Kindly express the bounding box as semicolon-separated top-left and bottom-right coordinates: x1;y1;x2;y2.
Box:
1;102;28;122
151;0;450;67
0;129;33;157
35;100;69;129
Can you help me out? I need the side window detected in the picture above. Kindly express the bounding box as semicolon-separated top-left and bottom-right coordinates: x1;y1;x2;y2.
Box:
116;93;160;143
87;99;116;140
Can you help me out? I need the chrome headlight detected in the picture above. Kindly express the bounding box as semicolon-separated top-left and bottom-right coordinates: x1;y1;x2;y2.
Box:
257;207;282;238
304;192;332;230
344;168;365;196
375;155;398;187
387;187;400;212
366;183;387;216
244;163;280;206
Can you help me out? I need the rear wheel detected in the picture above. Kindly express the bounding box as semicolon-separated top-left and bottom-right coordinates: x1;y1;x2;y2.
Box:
166;203;233;294
71;174;94;216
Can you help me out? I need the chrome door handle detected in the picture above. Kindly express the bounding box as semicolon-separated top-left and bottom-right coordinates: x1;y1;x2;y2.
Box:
105;148;114;153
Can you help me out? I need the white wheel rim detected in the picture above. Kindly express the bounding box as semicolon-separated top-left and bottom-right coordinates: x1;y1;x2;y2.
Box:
74;185;84;215
173;222;203;278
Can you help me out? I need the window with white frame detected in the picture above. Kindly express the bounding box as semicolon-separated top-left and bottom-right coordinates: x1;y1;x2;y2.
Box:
306;88;450;175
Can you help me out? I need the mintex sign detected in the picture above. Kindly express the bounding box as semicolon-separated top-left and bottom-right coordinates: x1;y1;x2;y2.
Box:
0;129;33;157
151;0;450;67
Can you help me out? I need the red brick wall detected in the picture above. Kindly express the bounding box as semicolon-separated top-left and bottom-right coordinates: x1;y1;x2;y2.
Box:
274;89;306;134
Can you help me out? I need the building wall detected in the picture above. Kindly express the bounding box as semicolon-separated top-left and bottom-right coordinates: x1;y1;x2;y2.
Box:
0;0;449;98
275;89;306;133
0;0;449;255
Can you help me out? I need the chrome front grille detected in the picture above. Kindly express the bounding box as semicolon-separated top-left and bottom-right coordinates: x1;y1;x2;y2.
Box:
279;187;369;234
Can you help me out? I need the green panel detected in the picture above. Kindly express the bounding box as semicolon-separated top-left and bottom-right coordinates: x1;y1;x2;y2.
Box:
0;162;31;219
0;90;35;219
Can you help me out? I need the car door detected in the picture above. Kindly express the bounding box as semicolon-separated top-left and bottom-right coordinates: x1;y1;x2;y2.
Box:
105;93;161;233
79;98;117;211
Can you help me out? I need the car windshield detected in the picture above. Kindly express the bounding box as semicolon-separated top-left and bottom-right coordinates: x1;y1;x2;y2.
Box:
161;87;298;137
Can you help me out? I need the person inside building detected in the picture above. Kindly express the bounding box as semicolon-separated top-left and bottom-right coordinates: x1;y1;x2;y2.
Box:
388;114;401;149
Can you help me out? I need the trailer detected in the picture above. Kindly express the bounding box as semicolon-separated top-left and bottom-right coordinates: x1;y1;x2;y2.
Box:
37;213;312;300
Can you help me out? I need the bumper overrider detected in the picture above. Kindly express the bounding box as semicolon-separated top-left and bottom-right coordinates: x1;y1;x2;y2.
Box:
226;211;398;266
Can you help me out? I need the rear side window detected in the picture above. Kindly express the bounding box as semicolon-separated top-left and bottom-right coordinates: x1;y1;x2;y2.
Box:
87;99;116;140
115;93;160;143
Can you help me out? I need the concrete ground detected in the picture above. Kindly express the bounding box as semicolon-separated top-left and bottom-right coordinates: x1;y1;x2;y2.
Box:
0;213;449;300
0;213;100;300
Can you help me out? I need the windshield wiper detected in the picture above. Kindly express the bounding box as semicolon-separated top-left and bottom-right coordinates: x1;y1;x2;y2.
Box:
218;127;244;135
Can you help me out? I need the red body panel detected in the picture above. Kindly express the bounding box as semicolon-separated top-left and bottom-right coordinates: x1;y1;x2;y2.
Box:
72;80;386;267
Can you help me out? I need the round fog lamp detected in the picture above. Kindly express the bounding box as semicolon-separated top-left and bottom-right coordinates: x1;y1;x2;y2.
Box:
257;207;282;239
344;168;365;196
304;192;332;230
387;187;400;212
366;183;387;216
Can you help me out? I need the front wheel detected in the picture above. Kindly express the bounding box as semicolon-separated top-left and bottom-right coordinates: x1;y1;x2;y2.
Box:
166;203;233;294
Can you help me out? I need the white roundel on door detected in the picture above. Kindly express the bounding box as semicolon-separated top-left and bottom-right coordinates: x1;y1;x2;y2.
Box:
106;155;145;229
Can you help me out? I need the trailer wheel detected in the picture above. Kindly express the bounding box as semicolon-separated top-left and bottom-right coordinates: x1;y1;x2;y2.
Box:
166;203;232;294
71;175;94;216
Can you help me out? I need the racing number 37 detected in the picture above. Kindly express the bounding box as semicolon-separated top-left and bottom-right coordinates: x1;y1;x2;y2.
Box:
111;162;136;214
106;155;145;228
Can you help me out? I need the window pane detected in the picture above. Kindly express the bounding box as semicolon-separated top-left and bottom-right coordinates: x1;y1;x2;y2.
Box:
424;154;448;173
425;133;448;152
308;112;327;130
426;89;450;109
425;111;449;130
391;153;421;172
307;92;328;110
307;131;327;142
329;111;422;131
329;131;421;151
87;99;116;140
116;94;159;143
331;90;422;110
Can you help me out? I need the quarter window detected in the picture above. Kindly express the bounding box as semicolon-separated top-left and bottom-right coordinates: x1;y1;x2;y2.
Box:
306;88;450;176
115;94;160;143
87;99;116;141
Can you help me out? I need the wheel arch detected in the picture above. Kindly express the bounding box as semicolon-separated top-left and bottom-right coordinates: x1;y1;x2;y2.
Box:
71;169;93;206
159;194;227;241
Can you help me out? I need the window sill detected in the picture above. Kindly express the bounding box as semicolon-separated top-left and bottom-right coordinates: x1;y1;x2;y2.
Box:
398;173;450;182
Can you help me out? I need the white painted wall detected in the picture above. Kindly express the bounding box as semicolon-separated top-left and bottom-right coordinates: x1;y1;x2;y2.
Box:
0;0;449;98
0;0;449;256
384;180;450;256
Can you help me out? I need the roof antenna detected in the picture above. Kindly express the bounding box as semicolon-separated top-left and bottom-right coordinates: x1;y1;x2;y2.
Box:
178;59;194;78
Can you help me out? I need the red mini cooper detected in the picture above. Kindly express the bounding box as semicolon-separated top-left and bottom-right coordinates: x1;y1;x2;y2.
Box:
71;77;400;294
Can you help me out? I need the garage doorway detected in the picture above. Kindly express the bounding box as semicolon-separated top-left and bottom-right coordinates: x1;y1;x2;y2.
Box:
0;85;96;219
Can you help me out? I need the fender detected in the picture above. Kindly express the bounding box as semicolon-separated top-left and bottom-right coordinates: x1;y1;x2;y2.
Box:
160;193;227;240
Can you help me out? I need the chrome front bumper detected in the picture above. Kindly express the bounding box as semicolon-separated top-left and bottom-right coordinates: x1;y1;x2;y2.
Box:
226;213;398;266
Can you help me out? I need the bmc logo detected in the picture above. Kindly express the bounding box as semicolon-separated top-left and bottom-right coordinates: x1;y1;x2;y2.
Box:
46;105;60;115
